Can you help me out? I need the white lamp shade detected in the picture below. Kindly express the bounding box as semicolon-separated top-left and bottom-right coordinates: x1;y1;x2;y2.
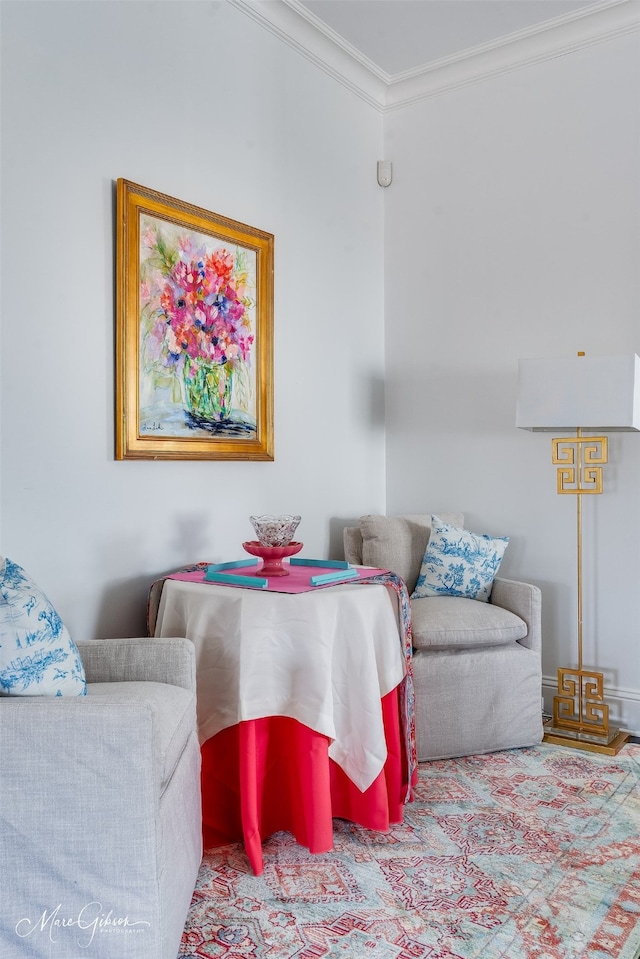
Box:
516;354;640;431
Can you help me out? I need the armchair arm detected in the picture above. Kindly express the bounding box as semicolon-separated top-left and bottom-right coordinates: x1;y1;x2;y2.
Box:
490;578;541;653
77;636;195;692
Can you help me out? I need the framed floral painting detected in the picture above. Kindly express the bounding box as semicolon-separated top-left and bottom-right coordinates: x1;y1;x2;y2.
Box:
115;180;274;460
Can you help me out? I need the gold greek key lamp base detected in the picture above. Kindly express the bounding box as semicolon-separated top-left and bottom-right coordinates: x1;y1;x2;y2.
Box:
543;666;630;755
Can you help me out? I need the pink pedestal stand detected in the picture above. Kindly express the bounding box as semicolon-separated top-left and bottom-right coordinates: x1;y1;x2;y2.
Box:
242;541;303;576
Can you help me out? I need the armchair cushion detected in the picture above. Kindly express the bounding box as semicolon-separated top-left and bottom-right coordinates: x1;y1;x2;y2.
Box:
0;557;86;697
412;515;509;602
412;595;527;650
358;512;464;593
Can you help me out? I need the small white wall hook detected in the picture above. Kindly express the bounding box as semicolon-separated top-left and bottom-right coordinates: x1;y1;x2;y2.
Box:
377;160;392;188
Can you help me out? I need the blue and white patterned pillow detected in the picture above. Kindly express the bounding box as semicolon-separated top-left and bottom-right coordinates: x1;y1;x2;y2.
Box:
0;558;86;696
411;516;509;603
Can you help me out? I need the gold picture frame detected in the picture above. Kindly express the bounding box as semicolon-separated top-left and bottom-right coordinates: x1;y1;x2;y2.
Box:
116;179;274;460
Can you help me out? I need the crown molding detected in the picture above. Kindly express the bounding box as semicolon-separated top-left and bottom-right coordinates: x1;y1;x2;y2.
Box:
226;0;387;108
228;0;640;112
384;0;640;110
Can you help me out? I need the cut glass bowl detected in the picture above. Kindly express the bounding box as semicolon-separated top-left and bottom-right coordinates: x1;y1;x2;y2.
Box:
250;514;301;548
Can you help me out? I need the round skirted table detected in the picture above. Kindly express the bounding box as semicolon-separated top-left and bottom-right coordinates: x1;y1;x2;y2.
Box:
152;566;415;874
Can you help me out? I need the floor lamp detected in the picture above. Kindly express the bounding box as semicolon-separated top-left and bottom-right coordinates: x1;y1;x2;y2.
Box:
516;352;640;756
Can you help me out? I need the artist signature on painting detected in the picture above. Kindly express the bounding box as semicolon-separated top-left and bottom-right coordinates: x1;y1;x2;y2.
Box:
141;421;163;432
15;903;151;947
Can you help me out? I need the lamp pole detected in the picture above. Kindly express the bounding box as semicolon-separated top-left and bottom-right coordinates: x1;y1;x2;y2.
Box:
576;427;583;676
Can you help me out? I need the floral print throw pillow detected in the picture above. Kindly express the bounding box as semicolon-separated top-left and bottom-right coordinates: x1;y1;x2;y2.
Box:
411;516;509;603
0;558;86;696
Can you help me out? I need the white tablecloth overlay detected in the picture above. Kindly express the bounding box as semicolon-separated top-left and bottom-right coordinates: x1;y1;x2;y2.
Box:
154;578;406;792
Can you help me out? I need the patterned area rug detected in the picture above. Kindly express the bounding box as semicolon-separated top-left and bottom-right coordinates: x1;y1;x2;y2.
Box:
179;742;640;959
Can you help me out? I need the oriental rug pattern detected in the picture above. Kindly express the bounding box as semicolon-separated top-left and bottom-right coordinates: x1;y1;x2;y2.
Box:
180;742;640;959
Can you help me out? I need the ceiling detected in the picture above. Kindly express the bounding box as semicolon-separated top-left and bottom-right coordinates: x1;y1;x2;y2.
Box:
230;0;638;108
293;0;603;77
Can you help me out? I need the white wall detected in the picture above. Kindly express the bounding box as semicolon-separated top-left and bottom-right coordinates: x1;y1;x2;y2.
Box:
384;33;640;733
3;2;639;734
0;1;386;638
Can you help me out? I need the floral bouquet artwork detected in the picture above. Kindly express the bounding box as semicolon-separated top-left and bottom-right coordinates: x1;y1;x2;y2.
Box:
116;180;273;461
139;217;257;437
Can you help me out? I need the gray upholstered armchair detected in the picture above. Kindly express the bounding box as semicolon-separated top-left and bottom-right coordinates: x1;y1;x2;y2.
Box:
0;637;202;959
344;513;543;761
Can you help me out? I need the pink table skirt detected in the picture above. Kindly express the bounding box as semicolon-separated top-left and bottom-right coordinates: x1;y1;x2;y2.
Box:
200;686;412;875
